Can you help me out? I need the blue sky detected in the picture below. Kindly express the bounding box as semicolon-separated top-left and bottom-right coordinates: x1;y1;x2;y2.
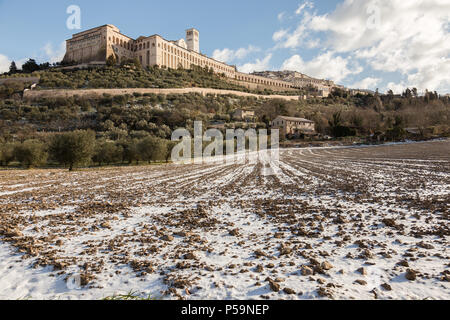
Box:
0;0;449;93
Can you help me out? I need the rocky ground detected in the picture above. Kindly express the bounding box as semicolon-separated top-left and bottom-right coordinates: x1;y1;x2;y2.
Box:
0;140;449;300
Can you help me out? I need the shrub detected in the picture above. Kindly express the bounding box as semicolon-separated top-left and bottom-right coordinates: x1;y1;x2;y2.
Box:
331;125;357;138
106;55;117;67
386;126;407;141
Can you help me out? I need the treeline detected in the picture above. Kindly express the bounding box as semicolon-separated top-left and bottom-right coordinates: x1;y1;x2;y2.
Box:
0;131;173;170
255;92;450;140
0;130;273;170
328;87;449;111
5;59;66;75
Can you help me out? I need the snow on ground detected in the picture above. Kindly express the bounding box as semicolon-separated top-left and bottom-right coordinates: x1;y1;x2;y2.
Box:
0;140;449;300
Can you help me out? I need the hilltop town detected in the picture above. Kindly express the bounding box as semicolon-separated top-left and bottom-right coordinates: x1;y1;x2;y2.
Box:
62;24;359;98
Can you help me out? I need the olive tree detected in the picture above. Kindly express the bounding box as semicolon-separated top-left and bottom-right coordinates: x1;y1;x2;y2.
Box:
0;142;15;166
137;136;167;163
13;140;48;168
49;130;95;171
92;140;123;166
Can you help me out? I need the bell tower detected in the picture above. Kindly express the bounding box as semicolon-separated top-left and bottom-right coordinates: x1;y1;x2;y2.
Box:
186;28;200;53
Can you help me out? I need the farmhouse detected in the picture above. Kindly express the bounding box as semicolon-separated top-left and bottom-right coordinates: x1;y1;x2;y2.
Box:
271;116;316;138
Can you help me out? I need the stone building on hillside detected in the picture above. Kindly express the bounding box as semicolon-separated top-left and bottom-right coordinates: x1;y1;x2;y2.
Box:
64;24;235;78
63;24;294;91
233;109;256;121
252;70;336;97
271;116;316;138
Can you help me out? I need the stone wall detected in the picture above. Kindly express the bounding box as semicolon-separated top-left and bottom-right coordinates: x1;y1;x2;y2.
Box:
227;79;297;92
235;72;294;90
24;88;303;101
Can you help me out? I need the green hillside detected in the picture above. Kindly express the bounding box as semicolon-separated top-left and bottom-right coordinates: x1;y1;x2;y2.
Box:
2;62;308;96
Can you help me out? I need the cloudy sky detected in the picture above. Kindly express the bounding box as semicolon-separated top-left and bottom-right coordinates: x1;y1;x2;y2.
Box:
0;0;449;93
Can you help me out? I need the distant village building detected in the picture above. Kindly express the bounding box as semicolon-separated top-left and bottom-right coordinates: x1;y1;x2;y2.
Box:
317;86;331;98
233;109;255;121
349;89;374;96
207;121;226;130
271;116;316;138
252;71;336;97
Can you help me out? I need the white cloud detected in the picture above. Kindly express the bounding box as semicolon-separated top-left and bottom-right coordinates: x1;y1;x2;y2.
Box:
273;11;314;49
281;52;363;83
273;29;289;42
386;81;409;94
42;42;66;64
15;58;28;69
350;77;381;90
277;0;450;92
306;38;320;49
212;48;234;63
386;57;450;94
212;45;260;63
0;54;11;73
295;1;313;15
238;54;273;73
235;46;259;59
277;12;286;21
